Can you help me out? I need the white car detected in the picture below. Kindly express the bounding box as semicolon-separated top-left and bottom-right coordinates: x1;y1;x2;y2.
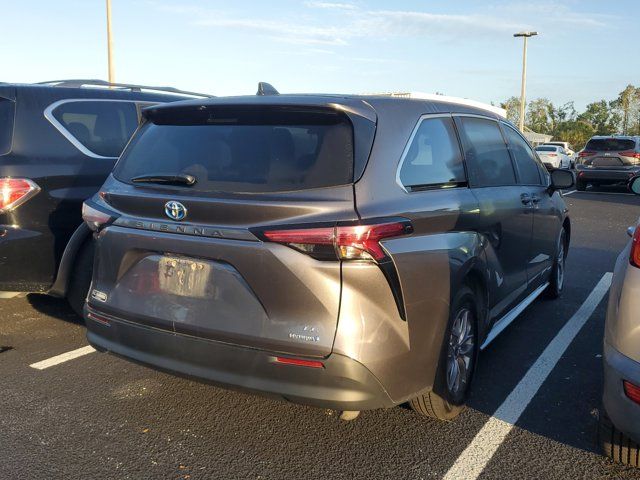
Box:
535;145;571;169
543;141;574;157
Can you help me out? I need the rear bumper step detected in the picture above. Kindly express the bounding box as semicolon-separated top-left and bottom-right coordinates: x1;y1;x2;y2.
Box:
85;306;395;411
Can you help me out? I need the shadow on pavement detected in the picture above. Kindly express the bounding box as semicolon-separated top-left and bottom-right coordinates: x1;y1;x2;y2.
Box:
26;293;83;324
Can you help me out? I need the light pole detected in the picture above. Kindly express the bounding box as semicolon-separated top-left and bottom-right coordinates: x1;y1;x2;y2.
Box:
106;0;115;84
513;31;537;132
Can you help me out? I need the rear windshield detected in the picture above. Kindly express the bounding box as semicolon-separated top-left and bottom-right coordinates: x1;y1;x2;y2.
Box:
535;146;556;152
585;138;636;152
0;97;15;155
114;109;354;193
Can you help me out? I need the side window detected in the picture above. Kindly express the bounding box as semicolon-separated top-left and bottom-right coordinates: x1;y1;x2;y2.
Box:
0;97;15;155
456;116;516;187
502;124;542;185
51;101;139;157
399;117;466;190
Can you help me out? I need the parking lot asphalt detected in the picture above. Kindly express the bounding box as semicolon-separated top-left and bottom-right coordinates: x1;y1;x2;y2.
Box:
2;188;640;480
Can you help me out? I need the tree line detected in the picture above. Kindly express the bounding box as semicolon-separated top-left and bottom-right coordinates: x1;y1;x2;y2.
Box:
500;85;640;150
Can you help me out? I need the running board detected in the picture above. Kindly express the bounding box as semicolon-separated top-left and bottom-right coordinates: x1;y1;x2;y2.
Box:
480;282;549;350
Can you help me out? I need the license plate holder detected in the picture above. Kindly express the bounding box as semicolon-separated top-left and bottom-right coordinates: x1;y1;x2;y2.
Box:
158;257;211;298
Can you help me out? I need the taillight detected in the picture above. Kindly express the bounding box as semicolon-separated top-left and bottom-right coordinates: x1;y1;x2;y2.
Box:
624;380;640;405
261;220;413;262
82;201;117;231
547;153;558;157
630;226;640;268
619;151;640;159
578;151;596;157
0;178;40;213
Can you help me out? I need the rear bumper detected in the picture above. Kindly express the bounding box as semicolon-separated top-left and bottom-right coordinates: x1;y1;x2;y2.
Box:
85;306;396;411
603;342;640;443
576;167;639;184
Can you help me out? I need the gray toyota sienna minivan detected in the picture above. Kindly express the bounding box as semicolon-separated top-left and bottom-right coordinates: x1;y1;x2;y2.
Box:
83;94;574;420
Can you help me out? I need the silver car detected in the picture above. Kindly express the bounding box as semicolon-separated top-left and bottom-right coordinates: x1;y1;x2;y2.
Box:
600;175;640;466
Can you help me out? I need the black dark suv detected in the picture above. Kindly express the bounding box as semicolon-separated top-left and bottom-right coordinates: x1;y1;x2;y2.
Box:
0;80;207;314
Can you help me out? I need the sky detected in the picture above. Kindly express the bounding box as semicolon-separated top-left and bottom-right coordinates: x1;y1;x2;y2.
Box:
2;0;638;111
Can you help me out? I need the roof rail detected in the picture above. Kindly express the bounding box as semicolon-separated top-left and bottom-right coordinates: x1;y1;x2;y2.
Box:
35;79;211;98
367;91;507;118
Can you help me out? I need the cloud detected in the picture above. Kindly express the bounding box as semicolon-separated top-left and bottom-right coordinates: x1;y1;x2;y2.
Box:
355;11;529;38
195;17;349;46
304;1;357;10
154;1;614;48
493;1;613;28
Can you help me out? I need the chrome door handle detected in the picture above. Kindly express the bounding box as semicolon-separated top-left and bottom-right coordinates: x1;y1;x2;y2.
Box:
520;193;532;206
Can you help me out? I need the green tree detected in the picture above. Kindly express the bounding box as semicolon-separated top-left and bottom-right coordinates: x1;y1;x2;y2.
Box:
553;121;596;151
500;96;521;126
526;98;556;134
577;100;620;135
611;85;640;135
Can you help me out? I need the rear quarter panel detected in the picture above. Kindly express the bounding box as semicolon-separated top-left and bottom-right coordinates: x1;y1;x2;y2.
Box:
336;100;490;402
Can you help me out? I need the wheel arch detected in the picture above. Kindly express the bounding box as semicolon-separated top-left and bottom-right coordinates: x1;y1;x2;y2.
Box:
49;222;92;298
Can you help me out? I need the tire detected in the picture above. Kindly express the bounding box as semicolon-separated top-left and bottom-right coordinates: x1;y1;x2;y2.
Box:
410;285;478;421
545;229;567;299
599;412;640;467
67;240;95;318
576;180;586;191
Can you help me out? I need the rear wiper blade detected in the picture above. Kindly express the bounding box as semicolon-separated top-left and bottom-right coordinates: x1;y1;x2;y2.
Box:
131;173;196;186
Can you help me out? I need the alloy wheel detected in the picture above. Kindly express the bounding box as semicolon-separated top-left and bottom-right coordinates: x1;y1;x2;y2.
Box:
446;307;475;396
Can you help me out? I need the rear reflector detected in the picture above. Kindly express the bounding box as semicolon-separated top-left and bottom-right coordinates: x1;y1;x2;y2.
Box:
261;220;413;262
274;356;324;369
0;178;41;213
630;226;640;268
87;311;111;326
624;380;640;405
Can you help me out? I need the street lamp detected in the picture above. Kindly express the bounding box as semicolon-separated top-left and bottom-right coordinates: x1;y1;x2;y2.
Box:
513;31;538;132
106;0;115;84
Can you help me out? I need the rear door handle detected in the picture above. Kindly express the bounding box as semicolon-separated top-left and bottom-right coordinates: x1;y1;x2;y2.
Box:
520;193;532;206
531;194;540;204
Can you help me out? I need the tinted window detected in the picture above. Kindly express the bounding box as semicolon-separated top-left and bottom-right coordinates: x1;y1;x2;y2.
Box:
535;146;557;152
503;125;542;185
585;138;636;152
114;112;354;193
0;97;15;155
456;117;516;187
52;101;138;157
399;117;465;190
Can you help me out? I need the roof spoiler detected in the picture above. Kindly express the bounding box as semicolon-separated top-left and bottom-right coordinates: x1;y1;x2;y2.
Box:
256;82;279;96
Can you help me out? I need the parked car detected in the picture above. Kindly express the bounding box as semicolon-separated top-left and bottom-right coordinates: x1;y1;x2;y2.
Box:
576;136;640;191
599;174;640;466
0;79;207;315
535;145;572;170
543;141;574;157
83;92;574;420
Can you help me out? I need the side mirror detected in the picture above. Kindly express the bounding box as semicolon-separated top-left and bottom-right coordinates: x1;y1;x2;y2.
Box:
629;176;640;195
550;169;575;190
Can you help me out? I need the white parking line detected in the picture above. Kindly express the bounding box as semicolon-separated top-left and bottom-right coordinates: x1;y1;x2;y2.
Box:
29;345;96;370
563;190;577;196
443;272;613;480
